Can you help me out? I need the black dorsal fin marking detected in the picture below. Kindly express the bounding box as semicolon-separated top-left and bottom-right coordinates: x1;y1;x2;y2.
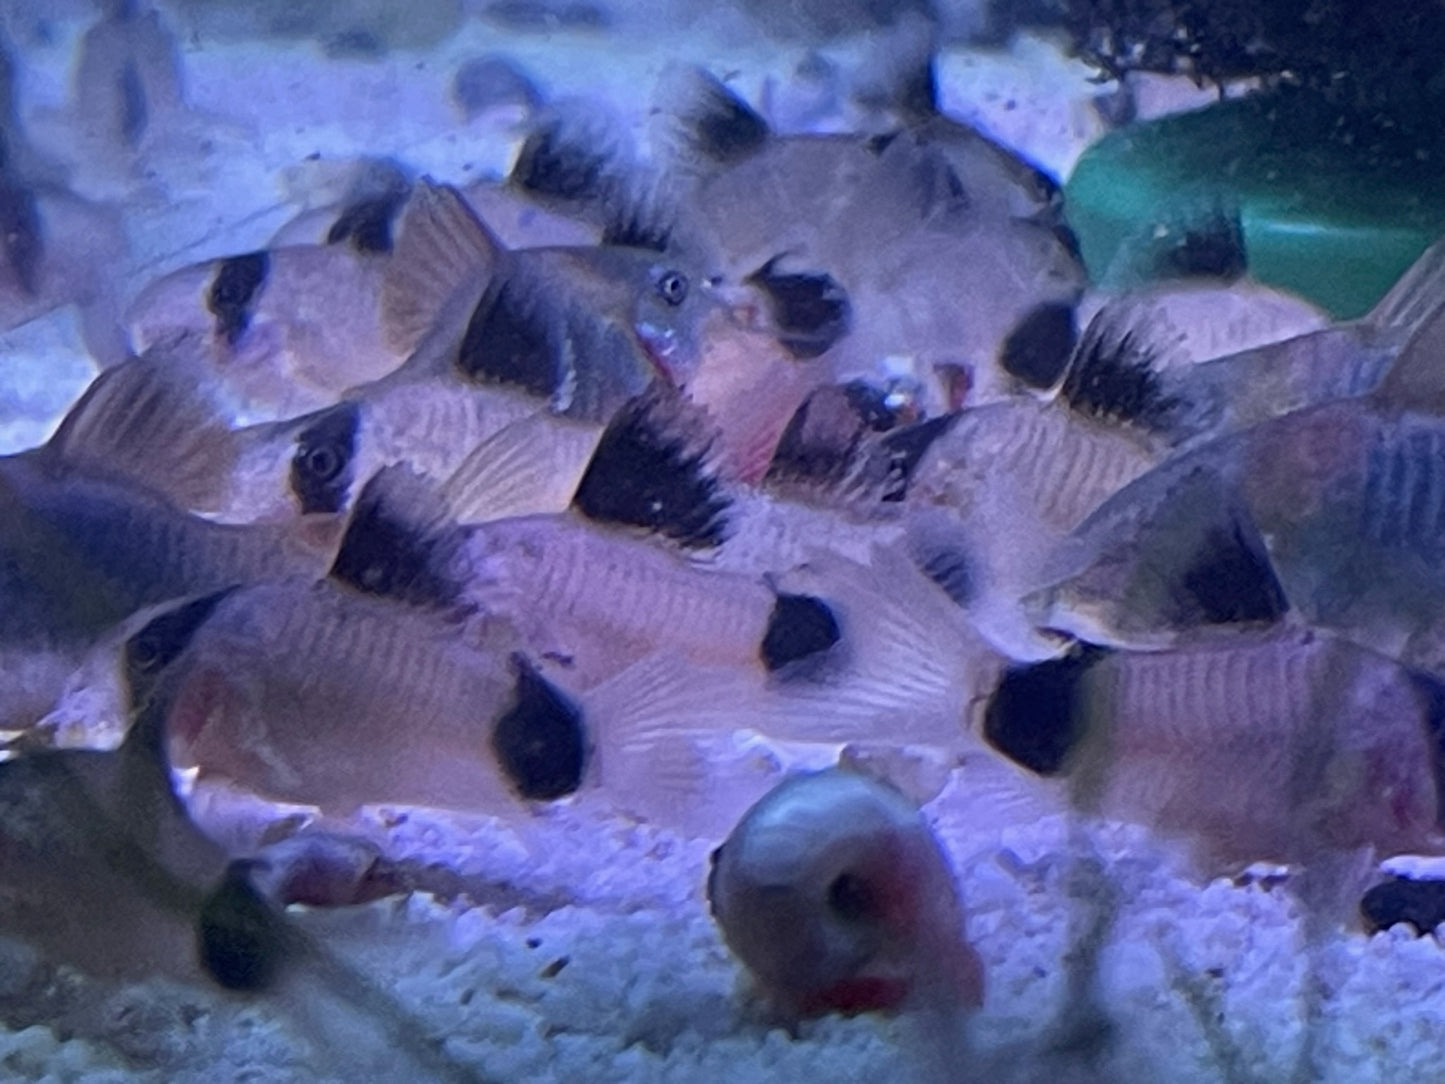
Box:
456;275;566;401
873;413;957;502
759;592;840;673
1175;517;1289;626
509;115;614;204
492;655;587;801
1061;313;1181;430
325;190;408;254
289;401;360;515
668;67;769;166
329;466;468;608
207;251;269;346
571;388;730;549
983;644;1109;776
999;301;1076;389
599;188;675;253
196;861;288;992
765;383;886;490
124;588;236;707
745;259;852;359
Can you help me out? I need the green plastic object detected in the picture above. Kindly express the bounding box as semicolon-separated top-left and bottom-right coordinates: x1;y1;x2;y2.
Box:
1065;92;1445;320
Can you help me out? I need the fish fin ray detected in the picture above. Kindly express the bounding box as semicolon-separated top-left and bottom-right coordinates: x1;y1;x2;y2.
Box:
380;178;501;357
439;412;604;523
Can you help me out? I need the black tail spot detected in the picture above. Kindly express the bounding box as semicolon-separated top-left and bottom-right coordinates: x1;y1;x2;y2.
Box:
983;645;1108;775
760;593;841;673
124;588;236;702
745;260;852;360
999;301;1076;389
325;191;407;254
1360;876;1445;936
289;401;359;515
197;863;287;993
207;252;269;347
329;468;466;609
572;390;730;549
492;655;587;801
1176;520;1288;626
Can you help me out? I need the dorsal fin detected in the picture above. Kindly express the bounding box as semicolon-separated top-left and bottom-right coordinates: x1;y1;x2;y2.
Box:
328;465;471;609
571;386;731;549
655;65;769;169
1370;235;1445;413
326;188;409;254
1365;234;1445;334
599;184;676;253
765;382;894;492
440;411;604;524
1060;305;1182;430
123;587;236;710
380;178;502;358
43;345;240;512
508;111;619;207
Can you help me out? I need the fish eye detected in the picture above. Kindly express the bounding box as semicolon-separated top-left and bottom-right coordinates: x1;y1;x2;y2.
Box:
655;270;689;307
826;871;877;923
130;633;164;673
301;442;344;483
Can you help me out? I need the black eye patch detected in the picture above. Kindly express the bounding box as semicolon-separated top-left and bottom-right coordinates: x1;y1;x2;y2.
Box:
290;402;359;515
745;260;852;360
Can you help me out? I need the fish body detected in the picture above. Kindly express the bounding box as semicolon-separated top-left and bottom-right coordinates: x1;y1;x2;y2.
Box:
1033;399;1445;658
380;180;721;423
163;580;551;814
708;767;984;1018
656;68;1085;411
126;244;394;421
983;630;1445;872
0;454;322;729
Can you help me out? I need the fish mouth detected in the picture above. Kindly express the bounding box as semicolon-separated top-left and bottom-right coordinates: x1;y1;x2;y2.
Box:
634;321;684;385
